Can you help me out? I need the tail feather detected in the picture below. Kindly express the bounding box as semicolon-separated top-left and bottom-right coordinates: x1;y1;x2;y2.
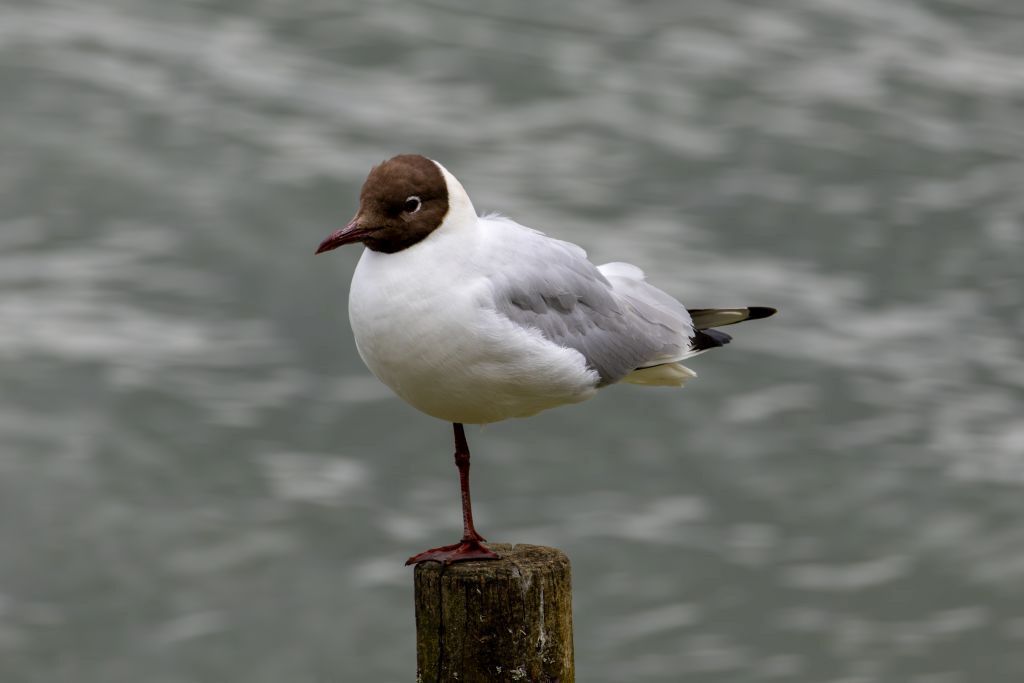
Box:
597;260;777;387
623;362;697;387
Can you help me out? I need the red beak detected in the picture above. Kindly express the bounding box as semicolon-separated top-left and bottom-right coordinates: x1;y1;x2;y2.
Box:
315;218;372;254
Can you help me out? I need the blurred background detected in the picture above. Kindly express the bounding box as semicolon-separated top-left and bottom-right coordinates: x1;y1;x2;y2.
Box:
2;0;1023;681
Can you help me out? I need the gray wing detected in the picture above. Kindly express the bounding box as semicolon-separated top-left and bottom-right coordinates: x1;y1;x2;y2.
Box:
483;219;694;385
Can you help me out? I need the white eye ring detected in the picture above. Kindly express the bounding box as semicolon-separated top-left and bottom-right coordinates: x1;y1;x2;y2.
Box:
404;196;422;214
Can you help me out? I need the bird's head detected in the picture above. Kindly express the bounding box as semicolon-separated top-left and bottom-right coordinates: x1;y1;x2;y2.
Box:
316;154;470;255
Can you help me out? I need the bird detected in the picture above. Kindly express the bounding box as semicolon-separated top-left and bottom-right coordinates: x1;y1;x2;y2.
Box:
315;154;776;565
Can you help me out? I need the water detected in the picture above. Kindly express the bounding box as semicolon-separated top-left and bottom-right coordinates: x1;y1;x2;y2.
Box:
2;0;1024;680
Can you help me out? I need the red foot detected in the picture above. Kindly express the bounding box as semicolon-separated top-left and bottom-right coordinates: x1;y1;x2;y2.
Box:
405;539;501;566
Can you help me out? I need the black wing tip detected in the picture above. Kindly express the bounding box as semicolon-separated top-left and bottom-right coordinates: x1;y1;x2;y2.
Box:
746;306;777;320
690;328;732;352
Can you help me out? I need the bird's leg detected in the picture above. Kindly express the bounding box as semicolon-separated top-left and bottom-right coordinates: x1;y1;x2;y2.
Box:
454;422;485;543
405;423;501;566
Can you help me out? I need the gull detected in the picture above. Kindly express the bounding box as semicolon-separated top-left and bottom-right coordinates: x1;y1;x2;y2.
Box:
315;154;775;565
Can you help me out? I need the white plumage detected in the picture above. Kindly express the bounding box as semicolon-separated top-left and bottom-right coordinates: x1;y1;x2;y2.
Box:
348;161;701;424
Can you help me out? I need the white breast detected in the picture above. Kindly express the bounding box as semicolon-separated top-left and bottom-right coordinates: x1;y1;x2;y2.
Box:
347;219;598;424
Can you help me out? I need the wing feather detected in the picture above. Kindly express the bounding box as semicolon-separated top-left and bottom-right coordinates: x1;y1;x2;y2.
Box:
481;218;694;385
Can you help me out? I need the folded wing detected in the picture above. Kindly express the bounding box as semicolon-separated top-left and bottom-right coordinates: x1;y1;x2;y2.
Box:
482;218;695;386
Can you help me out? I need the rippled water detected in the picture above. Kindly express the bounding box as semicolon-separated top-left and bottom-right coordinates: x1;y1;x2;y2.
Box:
2;0;1024;681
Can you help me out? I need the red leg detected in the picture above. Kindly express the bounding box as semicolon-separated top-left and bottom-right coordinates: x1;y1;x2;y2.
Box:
406;424;501;566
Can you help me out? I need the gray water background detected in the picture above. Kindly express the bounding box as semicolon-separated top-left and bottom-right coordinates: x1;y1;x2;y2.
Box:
2;0;1024;681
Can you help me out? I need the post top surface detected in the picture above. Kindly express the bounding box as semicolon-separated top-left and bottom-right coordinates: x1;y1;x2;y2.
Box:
413;543;570;579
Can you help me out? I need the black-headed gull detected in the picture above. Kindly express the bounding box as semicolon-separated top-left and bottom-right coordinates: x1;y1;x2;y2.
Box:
316;154;775;565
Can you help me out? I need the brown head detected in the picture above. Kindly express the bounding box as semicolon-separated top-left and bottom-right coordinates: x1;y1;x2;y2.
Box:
315;154;450;255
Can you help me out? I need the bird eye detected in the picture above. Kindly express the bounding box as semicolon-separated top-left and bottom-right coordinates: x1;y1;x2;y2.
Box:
404;196;422;214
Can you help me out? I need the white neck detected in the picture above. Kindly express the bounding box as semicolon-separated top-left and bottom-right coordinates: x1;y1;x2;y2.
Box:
432;160;477;232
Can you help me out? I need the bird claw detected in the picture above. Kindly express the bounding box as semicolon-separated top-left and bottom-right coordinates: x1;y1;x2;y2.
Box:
405;539;501;566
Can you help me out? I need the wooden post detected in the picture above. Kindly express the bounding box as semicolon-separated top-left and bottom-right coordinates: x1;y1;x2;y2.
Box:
414;543;574;683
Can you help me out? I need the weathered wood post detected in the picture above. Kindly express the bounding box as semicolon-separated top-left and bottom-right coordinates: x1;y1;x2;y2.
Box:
414;543;574;682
